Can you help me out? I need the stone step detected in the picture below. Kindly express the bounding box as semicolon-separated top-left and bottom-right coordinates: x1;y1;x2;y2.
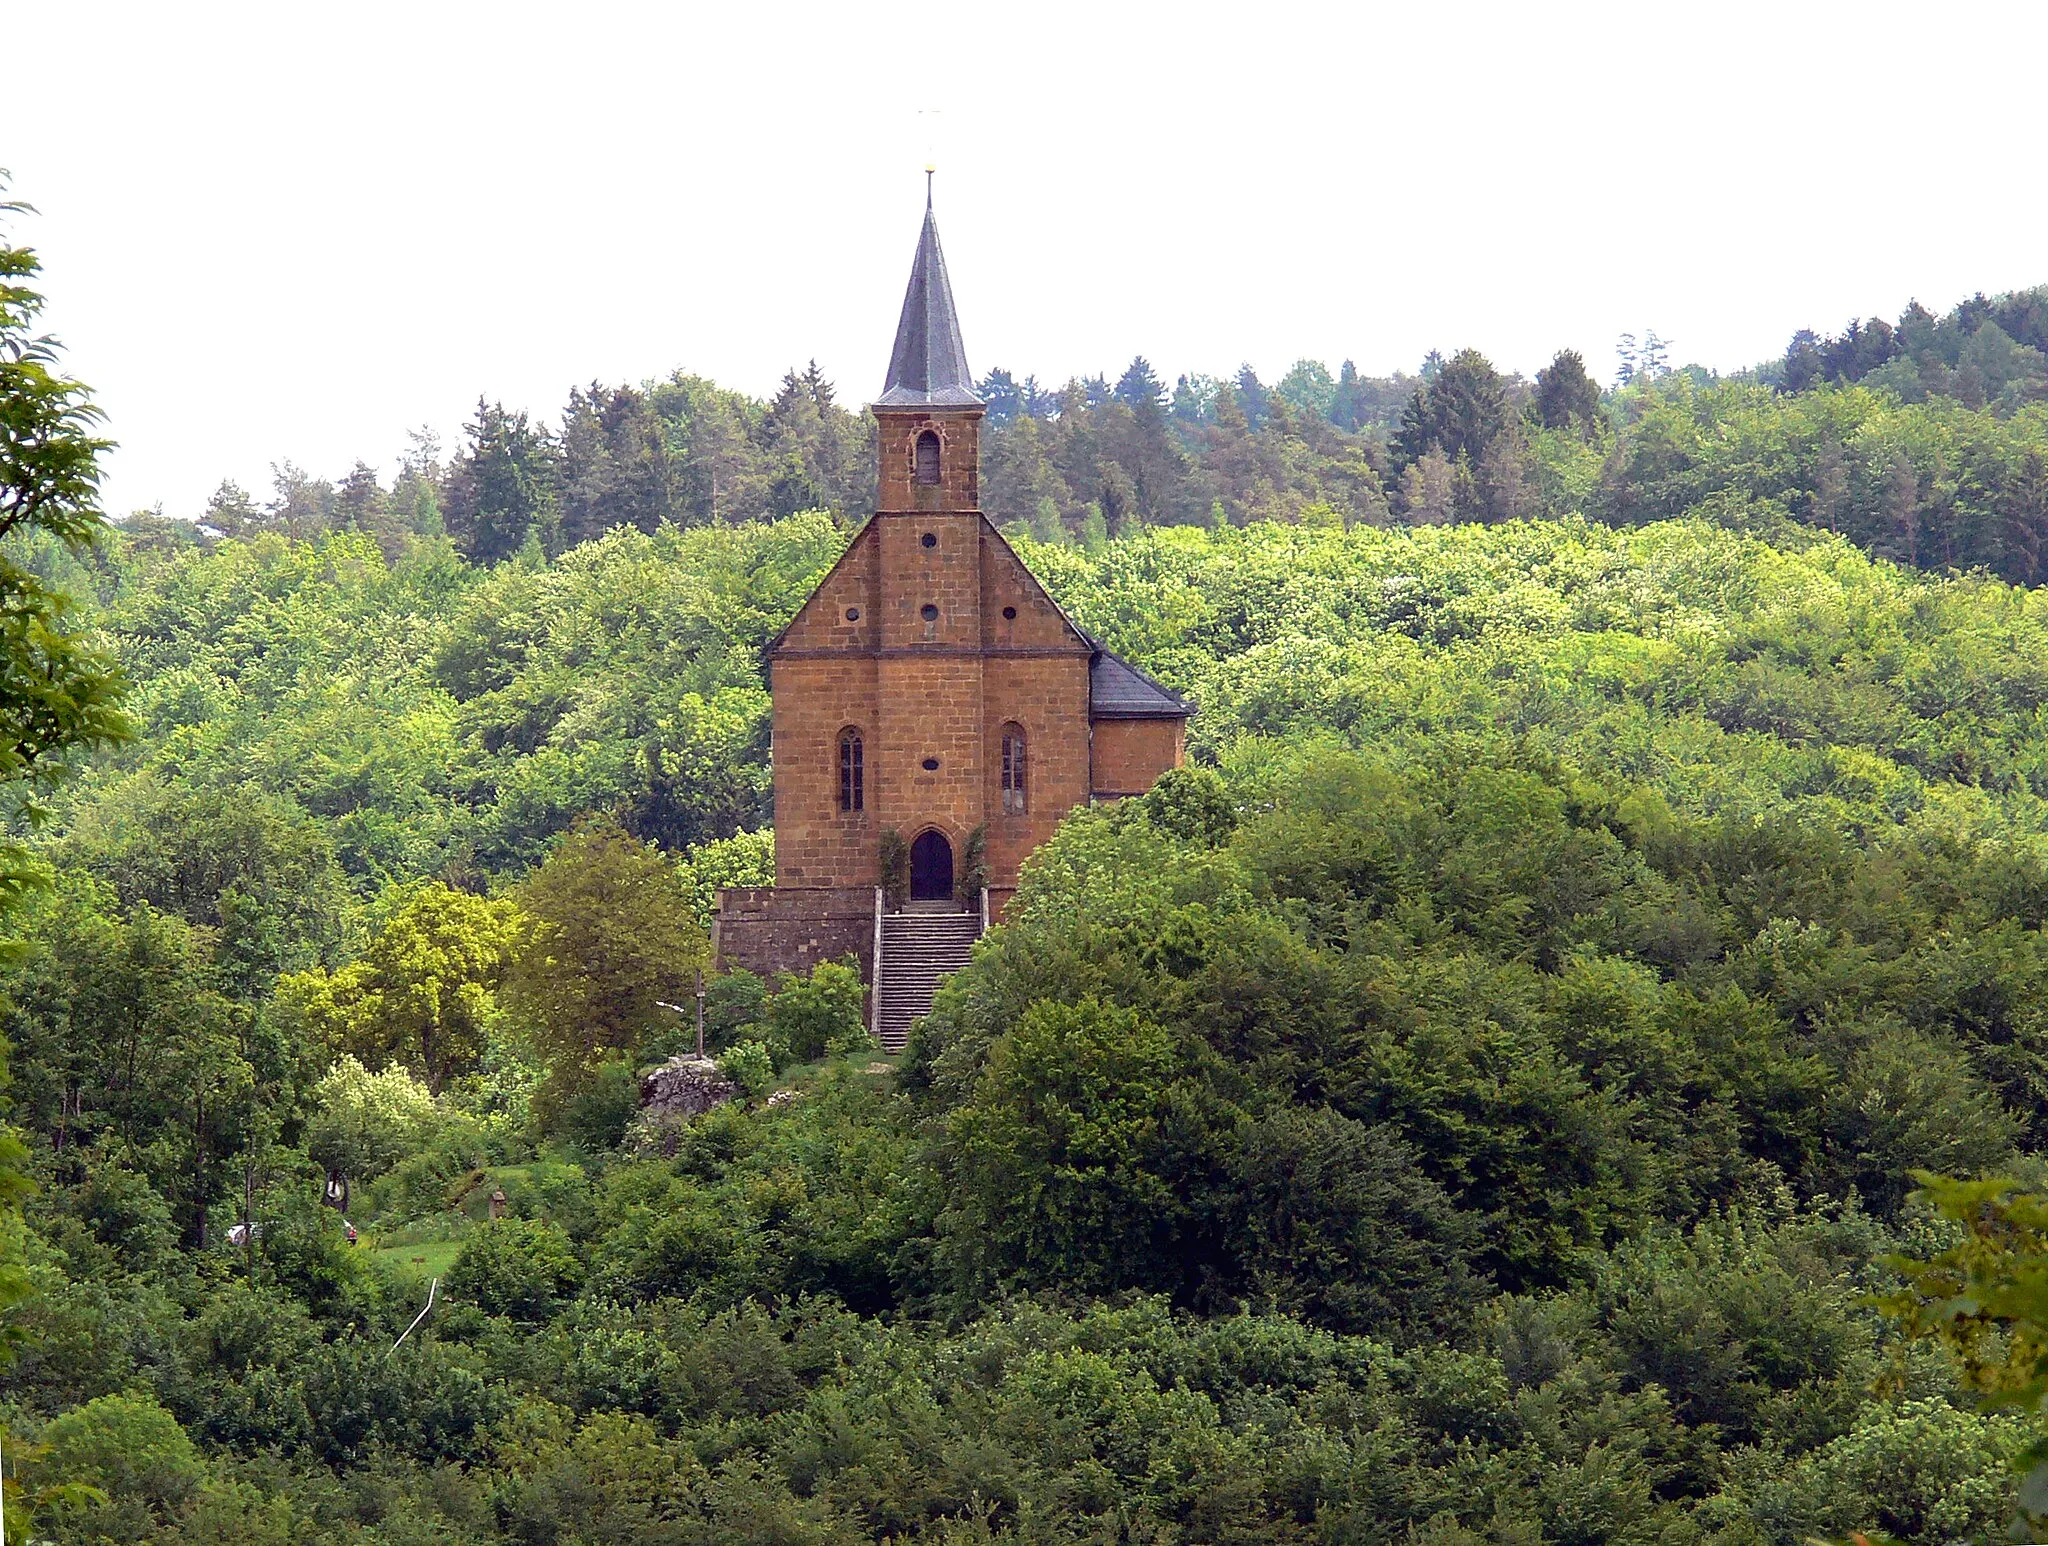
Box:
873;912;982;1053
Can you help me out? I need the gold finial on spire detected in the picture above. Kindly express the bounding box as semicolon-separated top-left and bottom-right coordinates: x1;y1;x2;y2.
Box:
916;106;942;208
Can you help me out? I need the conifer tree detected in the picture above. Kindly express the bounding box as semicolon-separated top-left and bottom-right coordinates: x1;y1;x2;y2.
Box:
1532;349;1602;438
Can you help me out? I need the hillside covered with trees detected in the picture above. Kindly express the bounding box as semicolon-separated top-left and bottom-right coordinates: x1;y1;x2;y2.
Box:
17;181;2048;1540
171;283;2048;585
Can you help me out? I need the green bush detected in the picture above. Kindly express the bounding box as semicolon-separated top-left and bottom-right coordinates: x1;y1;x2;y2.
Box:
716;1041;775;1099
36;1391;203;1538
702;968;768;1053
305;1055;440;1182
68;1161;177;1272
555;1059;642;1152
764;958;865;1066
447;1218;583;1320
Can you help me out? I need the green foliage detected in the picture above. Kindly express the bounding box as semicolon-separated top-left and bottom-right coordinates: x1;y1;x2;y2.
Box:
58;779;345;988
448;1217;583;1319
878;826;908;907
0;186;131;1352
762;958;866;1067
1135;762;1236;845
0;178;129;834
702;968;767;1053
1533;347;1603;437
280;881;517;1093
1879;1173;2048;1529
504;819;706;1115
1393;345;1511;474
714;1040;775;1099
673;827;773;928
961;821;988;905
939;997;1242;1300
17;296;2048;1536
33;1391;201;1538
303;1055;439;1181
1228;1105;1481;1337
444;399;557;564
556;1059;642;1153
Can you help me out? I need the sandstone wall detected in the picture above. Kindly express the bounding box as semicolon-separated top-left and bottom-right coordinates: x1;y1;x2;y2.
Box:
714;886;875;982
1091;717;1187;798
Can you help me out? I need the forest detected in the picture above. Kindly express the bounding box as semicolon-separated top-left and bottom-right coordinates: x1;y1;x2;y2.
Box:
14;173;2048;1542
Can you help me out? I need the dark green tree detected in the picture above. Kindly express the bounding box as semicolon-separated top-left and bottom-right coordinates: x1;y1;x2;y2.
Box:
1532;348;1602;437
1391;347;1509;472
445;398;558;563
1114;356;1164;411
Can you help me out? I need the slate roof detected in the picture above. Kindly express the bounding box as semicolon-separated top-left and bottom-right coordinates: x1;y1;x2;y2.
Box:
1089;644;1194;720
876;194;982;409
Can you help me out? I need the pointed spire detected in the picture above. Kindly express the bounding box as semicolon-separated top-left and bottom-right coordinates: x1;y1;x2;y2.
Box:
876;191;980;408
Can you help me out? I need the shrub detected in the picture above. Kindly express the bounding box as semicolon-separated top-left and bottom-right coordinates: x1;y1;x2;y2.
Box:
879;829;909;908
556;1060;641;1152
764;959;866;1066
703;968;768;1052
69;1162;177;1272
717;1041;776;1099
37;1391;204;1537
447;1218;583;1320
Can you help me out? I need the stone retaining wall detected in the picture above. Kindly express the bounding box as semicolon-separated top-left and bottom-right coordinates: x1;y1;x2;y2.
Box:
714;885;876;983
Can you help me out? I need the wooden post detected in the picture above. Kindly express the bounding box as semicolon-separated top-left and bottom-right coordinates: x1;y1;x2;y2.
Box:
694;969;705;1059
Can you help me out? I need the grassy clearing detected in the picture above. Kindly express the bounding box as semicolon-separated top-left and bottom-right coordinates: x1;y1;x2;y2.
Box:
368;1236;463;1281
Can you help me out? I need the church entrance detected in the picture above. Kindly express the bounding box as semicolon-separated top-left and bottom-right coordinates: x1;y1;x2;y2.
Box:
909;830;954;903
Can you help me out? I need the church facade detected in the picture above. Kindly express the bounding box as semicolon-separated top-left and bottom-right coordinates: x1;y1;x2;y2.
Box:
714;196;1191;1000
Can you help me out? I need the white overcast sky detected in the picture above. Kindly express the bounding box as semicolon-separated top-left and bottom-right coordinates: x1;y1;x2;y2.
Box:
12;0;2048;518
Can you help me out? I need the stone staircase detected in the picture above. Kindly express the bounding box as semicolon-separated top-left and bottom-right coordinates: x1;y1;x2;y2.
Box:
875;909;982;1053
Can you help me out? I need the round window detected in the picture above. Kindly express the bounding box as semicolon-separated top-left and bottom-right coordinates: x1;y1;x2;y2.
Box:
1002;605;1017;620
844;607;860;621
921;532;937;549
920;604;939;621
921;757;940;771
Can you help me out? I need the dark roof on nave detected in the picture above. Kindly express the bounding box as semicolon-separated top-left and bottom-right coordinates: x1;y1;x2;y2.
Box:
876;195;981;409
1089;645;1195;720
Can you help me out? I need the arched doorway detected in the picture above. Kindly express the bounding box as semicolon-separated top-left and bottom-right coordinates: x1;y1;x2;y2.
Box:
909;829;954;903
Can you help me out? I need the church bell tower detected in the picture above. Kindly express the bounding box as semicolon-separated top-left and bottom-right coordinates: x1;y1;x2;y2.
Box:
872;186;984;513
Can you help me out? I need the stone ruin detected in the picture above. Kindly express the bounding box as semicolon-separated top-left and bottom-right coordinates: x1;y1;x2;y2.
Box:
639;1054;738;1121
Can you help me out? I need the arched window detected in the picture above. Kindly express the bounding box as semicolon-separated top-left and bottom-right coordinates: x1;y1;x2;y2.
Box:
914;430;941;486
1001;722;1027;814
838;728;864;813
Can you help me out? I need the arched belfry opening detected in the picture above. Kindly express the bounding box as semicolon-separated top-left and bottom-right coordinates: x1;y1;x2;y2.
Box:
909;829;954;902
914;430;941;485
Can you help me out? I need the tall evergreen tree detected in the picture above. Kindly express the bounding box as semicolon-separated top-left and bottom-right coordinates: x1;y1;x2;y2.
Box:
200;479;258;538
1235;364;1269;428
445;398;558;563
1782;329;1827;393
1531;350;1602;438
1115;356;1164;411
1391;349;1508;473
977;367;1021;426
1330;360;1369;431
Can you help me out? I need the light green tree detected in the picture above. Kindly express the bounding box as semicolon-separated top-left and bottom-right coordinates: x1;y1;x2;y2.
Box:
279;881;519;1093
303;1055;440;1181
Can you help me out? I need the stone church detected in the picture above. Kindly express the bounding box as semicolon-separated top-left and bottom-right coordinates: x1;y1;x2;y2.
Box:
714;194;1192;1046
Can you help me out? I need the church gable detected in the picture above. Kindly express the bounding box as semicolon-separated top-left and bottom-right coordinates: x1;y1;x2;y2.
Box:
978;521;1089;652
772;522;879;655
